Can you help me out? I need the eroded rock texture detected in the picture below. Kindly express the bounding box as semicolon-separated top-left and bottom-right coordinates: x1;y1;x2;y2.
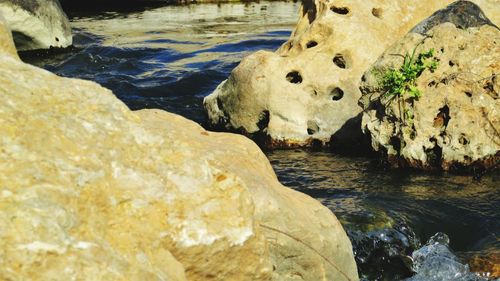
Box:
0;16;358;281
359;1;499;171
0;0;72;51
204;0;500;149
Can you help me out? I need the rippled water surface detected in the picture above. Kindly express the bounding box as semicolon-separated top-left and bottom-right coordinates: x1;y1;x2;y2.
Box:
25;1;299;124
23;2;499;280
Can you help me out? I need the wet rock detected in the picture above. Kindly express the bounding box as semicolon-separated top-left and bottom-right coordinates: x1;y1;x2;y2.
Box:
359;2;499;171
469;251;500;279
0;17;358;281
0;0;72;51
406;233;489;281
349;222;420;281
203;0;498;149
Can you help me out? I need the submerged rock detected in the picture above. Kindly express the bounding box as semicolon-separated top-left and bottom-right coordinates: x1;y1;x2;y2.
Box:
359;1;499;171
0;16;358;281
349;222;420;280
0;0;72;51
469;250;500;279
203;0;498;149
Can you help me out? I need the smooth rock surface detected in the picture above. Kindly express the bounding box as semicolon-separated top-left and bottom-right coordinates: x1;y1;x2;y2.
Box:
204;0;498;148
0;0;72;51
0;19;358;281
359;3;499;171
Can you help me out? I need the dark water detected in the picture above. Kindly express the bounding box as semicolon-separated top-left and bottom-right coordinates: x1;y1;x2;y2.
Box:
22;2;499;280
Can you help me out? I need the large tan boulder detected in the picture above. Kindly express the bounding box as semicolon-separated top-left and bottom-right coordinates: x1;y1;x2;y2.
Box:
0;18;358;281
359;1;499;171
204;0;499;149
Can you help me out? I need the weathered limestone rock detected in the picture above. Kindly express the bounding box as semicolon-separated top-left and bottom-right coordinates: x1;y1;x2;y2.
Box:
0;0;72;51
204;0;499;149
0;19;358;281
359;1;499;171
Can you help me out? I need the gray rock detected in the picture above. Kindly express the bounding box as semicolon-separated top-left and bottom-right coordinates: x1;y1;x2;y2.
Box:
0;0;72;51
411;1;498;35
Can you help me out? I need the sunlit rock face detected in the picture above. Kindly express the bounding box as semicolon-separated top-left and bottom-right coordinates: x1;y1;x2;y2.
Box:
204;0;478;148
0;17;358;281
0;0;72;51
359;1;499;171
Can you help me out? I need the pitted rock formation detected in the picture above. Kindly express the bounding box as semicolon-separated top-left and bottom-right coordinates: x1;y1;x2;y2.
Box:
0;17;358;281
204;0;499;149
0;0;72;51
359;2;499;171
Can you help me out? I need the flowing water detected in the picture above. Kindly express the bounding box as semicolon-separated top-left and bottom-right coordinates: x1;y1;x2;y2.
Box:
22;2;499;280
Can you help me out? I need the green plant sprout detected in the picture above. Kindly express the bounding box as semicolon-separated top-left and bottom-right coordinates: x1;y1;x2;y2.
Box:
380;47;439;126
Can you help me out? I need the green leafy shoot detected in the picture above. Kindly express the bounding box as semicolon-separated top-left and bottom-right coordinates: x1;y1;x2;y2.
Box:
382;48;439;101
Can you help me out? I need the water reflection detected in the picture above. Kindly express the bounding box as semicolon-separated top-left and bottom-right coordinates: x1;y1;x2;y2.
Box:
23;2;300;124
267;150;499;278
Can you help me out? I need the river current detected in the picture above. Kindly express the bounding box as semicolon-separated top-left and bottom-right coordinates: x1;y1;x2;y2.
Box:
22;2;499;280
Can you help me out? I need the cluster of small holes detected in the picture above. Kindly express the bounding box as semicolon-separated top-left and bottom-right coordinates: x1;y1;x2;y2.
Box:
286;71;303;84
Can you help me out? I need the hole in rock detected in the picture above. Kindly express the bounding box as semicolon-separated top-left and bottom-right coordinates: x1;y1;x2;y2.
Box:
372;8;383;18
217;97;224;110
428;81;437;87
330;6;350;15
257;110;270;131
390;136;401;154
307;120;320;135
331;87;344;101
55;37;59;42
286;71;303;84
12;31;36;51
302;0;317;24
306;41;318;48
483;81;494;93
464;155;472;163
433;105;450;129
459;135;469;145
333;54;348;69
449;60;455;67
465;91;473;98
426;137;443;168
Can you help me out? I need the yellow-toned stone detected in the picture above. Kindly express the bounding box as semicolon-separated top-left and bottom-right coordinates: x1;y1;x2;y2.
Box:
0;17;358;281
0;13;17;58
204;0;499;148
